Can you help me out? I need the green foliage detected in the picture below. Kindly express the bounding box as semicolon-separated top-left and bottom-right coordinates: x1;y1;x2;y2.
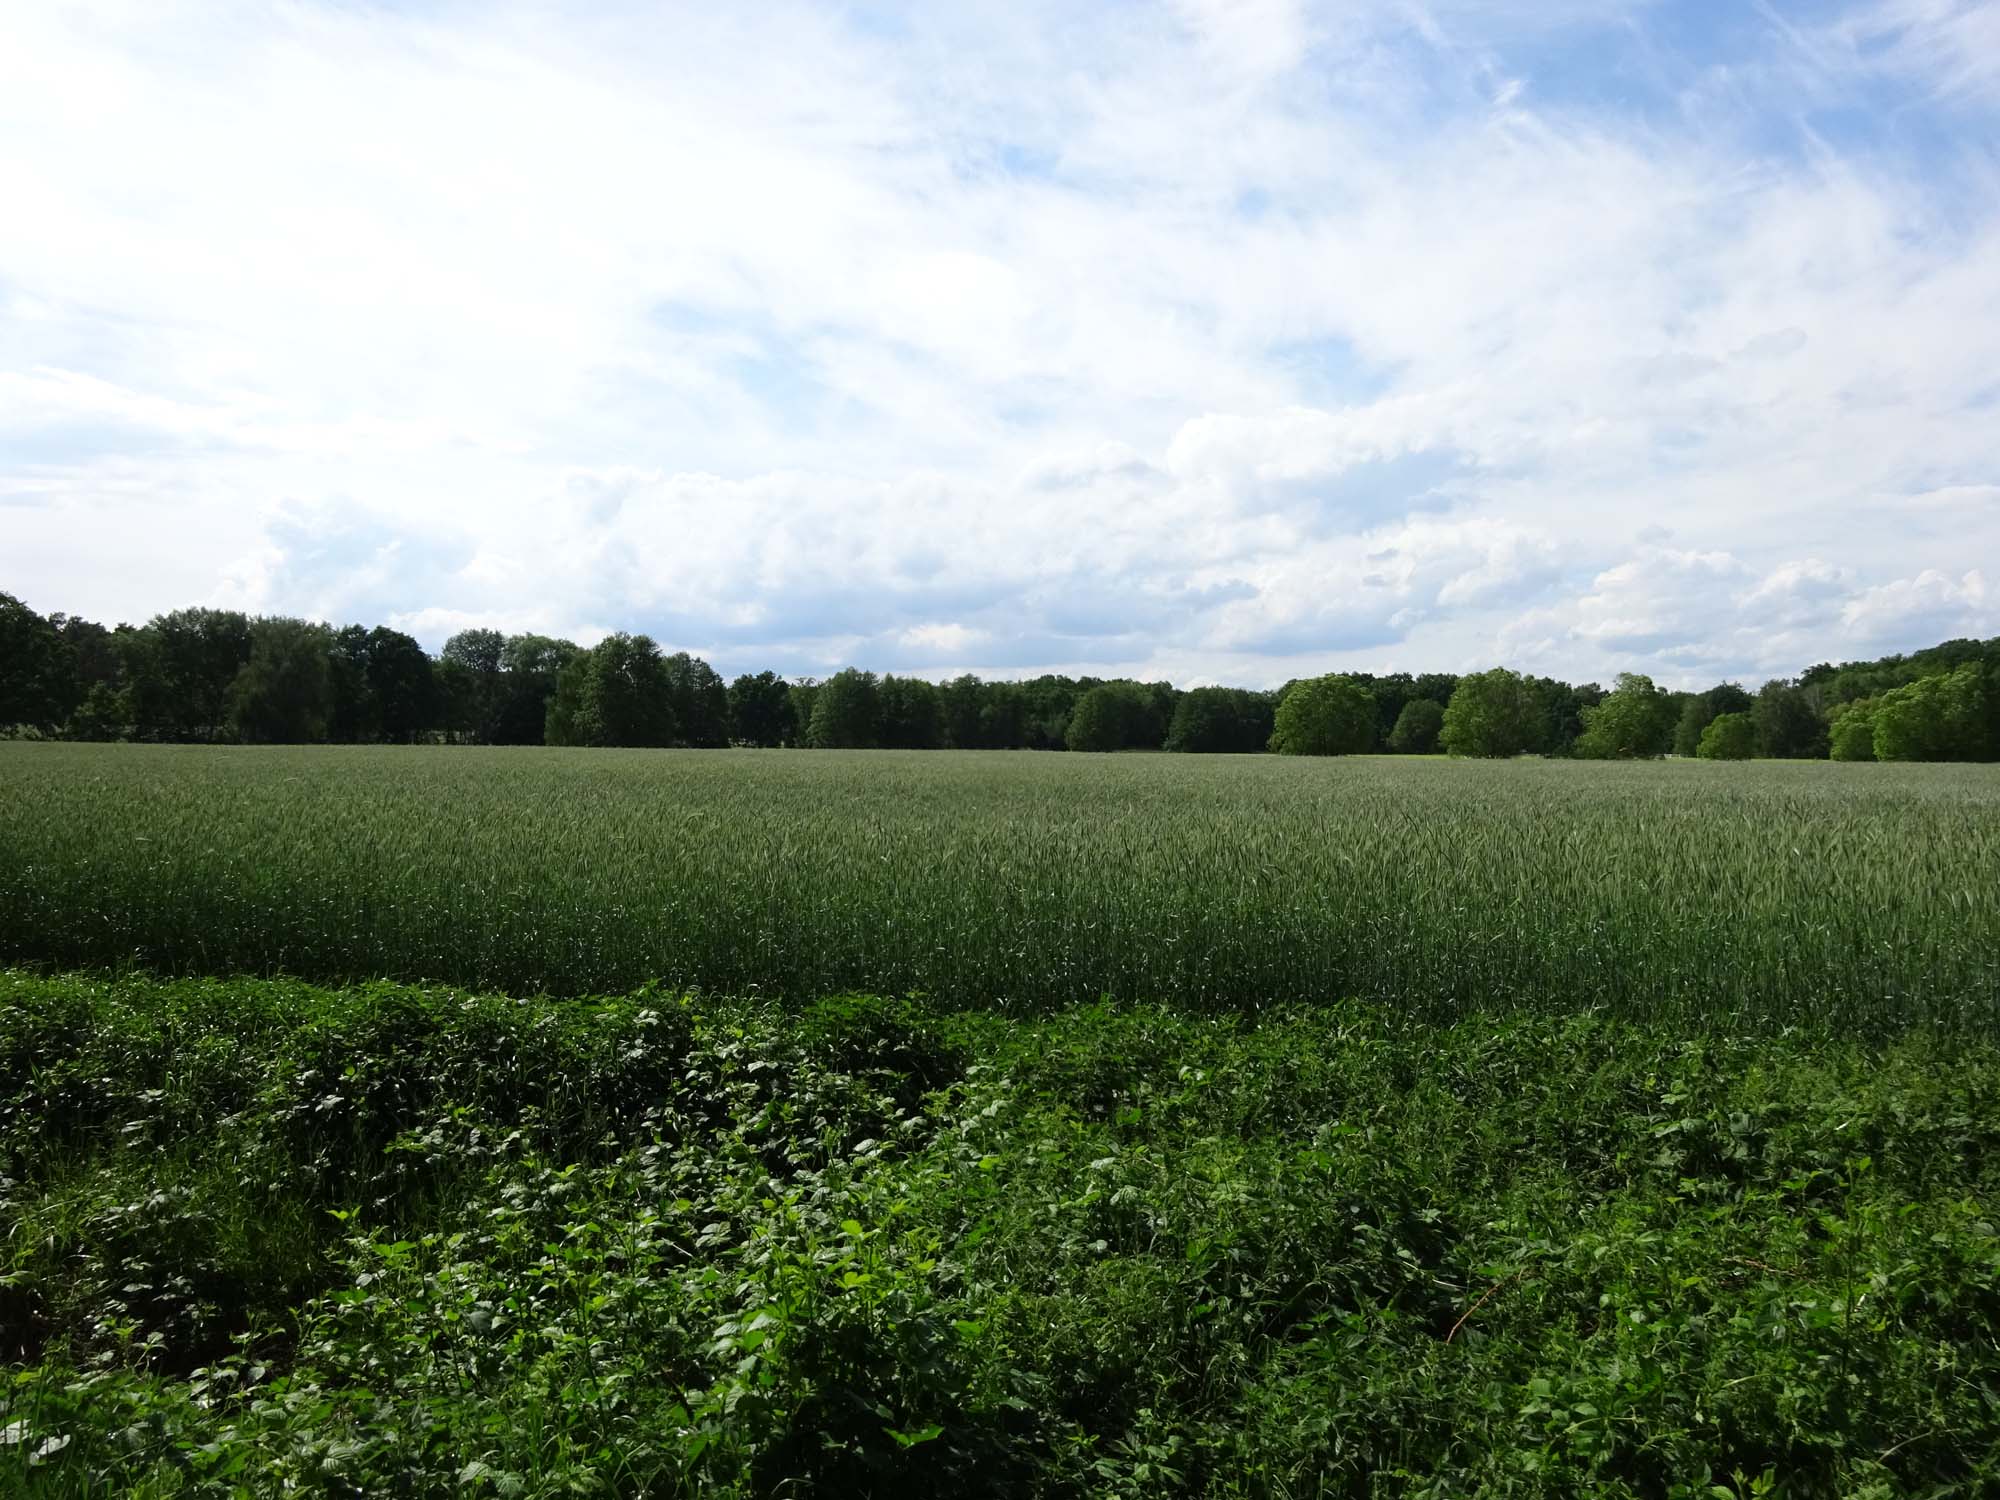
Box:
1573;673;1676;759
1164;687;1272;754
1439;668;1543;758
1386;696;1444;754
7;970;2000;1496
227;618;334;745
808;668;881;749
545;633;676;748
1064;683;1162;752
0;592;67;732
1672;683;1754;758
4;747;1999;1026
1696;710;1757;760
1753;679;1826;760
728;670;798;747
1873;662;1992;762
877;675;944;750
1267;674;1375;756
1828;699;1878;762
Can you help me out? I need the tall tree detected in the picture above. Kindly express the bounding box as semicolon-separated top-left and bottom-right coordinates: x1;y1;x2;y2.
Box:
661;652;730;747
1572;673;1676;759
1268;675;1376;756
0;592;65;731
807;669;880;749
1752;679;1826;760
1166;686;1272;753
151;607;253;741
728;670;797;747
492;634;578;745
1672;682;1754;757
545;633;675;748
228;618;334;743
878;675;944;749
1386;697;1445;753
365;627;437;743
1065;682;1159;752
442;628;507;741
1439;668;1543;758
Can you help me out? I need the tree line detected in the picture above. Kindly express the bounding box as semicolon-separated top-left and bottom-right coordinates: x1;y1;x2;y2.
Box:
2;591;1995;761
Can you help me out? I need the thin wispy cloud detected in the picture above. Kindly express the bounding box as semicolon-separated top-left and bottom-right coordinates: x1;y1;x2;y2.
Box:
3;0;1995;686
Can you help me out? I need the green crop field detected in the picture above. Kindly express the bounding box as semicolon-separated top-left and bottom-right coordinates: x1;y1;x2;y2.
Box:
7;744;2000;1495
2;743;1998;1028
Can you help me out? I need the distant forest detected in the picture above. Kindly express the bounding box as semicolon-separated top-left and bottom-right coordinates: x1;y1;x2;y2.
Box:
2;591;1996;761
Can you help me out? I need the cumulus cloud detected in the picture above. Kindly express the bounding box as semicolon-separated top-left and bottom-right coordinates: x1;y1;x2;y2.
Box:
1;0;1997;685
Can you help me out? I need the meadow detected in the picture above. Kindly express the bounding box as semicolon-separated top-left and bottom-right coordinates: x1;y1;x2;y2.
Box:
6;970;2000;1496
2;744;1998;1028
6;744;2000;1495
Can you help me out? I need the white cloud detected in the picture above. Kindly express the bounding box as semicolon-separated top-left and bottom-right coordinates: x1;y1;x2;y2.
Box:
1;0;1997;685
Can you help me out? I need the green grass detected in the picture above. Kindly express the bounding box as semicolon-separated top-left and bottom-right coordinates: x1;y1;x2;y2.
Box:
3;744;1998;1027
5;969;2000;1497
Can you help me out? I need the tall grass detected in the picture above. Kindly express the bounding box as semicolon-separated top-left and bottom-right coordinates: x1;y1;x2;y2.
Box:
2;744;1996;1027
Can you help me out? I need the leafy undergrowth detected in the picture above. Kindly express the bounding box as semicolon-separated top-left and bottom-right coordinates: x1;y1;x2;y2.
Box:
4;972;2000;1496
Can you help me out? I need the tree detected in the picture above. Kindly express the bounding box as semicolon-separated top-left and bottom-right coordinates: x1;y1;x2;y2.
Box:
327;625;378;742
1695;711;1756;760
545;633;675;747
728;671;797;747
492;634;578;745
940;673;987;749
442;628;506;741
1065;683;1158;752
1165;687;1272;753
1873;663;1990;762
1439;668;1543;758
807;669;880;748
662;652;730;747
1572;673;1676;759
434;658;482;742
151;607;253;741
1387;697;1444;754
1269;675;1376;756
365;627;437;743
228;618;334;743
788;679;822;744
878;675;944;749
1828;699;1877;762
0;592;65;731
1753;680;1826;760
1671;682;1754;757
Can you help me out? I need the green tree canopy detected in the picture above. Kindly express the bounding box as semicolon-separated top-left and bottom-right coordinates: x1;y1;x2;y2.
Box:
229;618;334;744
1695;711;1757;760
728;670;797;747
545;633;675;747
1873;663;1991;762
1573;673;1676;759
1165;686;1273;753
1065;683;1159;752
662;652;730;747
1439;668;1543;758
808;669;880;749
1268;675;1376;756
0;592;65;732
1753;680;1826;759
1828;699;1877;762
1386;696;1445;754
878;675;944;749
1671;682;1754;757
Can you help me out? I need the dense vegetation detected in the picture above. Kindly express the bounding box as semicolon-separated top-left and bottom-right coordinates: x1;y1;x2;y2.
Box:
5;590;1996;760
3;746;1997;1027
7;969;2000;1497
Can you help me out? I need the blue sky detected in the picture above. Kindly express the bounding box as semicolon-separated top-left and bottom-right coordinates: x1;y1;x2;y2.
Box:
2;0;1996;687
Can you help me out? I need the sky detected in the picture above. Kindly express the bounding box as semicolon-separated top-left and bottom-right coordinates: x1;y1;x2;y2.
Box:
3;0;1998;689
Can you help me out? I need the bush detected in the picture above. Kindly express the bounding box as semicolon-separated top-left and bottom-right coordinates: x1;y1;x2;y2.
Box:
1696;711;1757;760
1268;675;1375;756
